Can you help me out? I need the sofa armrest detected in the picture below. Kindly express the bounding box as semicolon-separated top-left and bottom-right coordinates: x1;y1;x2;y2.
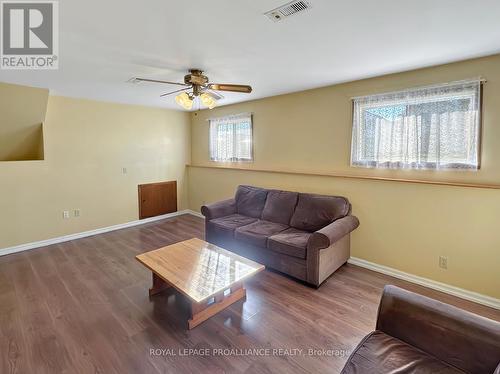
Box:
308;215;359;250
201;198;236;220
377;285;500;374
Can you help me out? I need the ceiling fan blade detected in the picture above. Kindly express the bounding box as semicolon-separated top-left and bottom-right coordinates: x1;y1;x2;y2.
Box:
160;87;191;97
208;83;252;94
133;77;189;87
206;90;224;100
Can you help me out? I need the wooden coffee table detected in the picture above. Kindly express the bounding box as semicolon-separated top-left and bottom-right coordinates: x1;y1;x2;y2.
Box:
136;238;265;329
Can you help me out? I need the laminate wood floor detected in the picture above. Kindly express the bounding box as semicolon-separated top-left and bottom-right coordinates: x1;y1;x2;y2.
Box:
0;214;498;374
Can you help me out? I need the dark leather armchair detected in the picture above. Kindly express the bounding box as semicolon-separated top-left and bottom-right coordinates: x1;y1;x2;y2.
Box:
342;285;500;374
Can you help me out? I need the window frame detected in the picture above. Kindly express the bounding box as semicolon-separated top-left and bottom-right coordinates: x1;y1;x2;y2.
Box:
350;80;483;171
209;113;254;163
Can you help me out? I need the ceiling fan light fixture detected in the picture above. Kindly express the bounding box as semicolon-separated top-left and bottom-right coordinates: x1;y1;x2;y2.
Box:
175;92;193;110
134;70;251;110
200;93;217;109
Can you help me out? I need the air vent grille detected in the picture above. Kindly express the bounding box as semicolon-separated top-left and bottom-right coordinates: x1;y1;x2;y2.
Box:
265;0;312;22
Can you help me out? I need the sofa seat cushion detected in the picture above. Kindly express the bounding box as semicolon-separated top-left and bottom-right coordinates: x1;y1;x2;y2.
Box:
267;228;311;259
341;331;464;374
235;185;269;218
291;193;350;232
208;214;258;237
235;220;289;247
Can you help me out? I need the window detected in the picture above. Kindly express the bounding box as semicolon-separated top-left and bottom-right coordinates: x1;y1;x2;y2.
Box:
209;113;253;162
351;80;482;170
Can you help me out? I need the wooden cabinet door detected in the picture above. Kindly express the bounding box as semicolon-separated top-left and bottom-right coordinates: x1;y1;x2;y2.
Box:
138;181;177;219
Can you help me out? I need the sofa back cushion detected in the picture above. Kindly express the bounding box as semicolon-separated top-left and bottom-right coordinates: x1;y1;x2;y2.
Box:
261;190;298;225
290;193;350;232
235;185;268;218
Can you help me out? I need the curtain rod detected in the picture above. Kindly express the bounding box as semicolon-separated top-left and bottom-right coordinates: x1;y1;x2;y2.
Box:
350;78;487;101
205;112;253;122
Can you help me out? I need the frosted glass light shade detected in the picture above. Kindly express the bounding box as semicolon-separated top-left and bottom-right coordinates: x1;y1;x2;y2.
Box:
200;93;216;109
175;92;193;110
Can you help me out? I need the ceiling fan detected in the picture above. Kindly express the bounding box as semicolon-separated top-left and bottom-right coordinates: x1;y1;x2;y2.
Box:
132;69;252;110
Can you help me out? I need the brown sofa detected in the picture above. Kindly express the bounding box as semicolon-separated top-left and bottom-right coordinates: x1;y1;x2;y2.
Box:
342;285;500;374
201;185;359;287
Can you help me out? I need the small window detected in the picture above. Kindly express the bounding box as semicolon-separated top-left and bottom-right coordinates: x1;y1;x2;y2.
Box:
209;113;253;162
351;80;482;170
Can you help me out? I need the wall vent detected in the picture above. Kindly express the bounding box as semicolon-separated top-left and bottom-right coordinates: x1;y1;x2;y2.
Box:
264;1;312;22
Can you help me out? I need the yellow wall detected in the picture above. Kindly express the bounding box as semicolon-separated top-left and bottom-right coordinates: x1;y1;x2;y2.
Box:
0;82;48;161
189;54;500;298
0;95;190;248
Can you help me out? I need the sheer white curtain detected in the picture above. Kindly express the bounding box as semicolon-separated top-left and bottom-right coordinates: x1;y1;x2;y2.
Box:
209;113;253;162
351;80;481;170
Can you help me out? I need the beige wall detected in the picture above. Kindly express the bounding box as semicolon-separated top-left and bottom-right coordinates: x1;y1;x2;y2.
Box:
0;82;48;161
0;95;190;248
189;54;500;299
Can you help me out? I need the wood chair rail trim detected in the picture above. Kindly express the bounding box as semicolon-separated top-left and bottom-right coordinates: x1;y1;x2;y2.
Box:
187;164;500;190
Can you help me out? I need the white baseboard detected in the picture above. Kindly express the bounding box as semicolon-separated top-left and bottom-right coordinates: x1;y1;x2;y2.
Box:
0;210;194;257
186;209;204;219
348;257;500;310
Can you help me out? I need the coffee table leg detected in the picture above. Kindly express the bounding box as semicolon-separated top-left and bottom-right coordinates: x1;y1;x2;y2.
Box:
149;273;172;297
188;284;246;329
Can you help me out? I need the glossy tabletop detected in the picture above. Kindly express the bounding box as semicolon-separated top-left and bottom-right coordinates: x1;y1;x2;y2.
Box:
136;238;265;303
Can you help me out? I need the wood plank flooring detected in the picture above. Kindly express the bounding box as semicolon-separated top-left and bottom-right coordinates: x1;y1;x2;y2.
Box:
0;214;498;374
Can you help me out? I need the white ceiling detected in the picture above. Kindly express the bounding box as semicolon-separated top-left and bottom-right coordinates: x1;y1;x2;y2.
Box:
1;0;500;111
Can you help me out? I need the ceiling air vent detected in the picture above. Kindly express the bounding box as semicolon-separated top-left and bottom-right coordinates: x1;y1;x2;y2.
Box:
264;0;312;22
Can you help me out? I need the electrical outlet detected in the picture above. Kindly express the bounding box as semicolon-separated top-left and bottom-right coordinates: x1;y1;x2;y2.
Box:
439;256;448;269
62;210;70;219
74;209;80;217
